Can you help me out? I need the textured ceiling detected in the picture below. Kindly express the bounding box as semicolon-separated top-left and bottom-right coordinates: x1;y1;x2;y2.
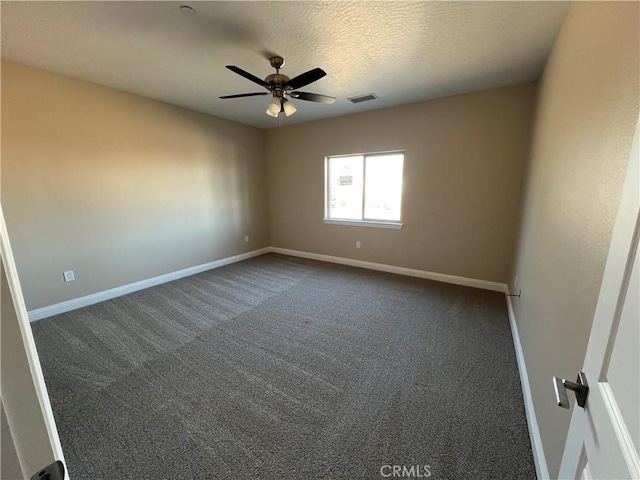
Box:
1;1;570;129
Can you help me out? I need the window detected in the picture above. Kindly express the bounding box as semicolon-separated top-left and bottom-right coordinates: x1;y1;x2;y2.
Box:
325;152;404;228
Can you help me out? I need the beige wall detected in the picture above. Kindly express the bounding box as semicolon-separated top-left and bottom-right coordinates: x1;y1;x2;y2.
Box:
1;61;269;311
510;2;639;477
266;83;536;283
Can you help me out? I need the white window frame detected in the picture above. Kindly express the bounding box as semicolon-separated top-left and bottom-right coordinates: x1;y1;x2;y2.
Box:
323;151;404;229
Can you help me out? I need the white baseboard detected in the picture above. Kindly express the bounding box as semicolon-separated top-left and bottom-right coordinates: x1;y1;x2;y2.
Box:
28;248;270;322
506;296;550;480
29;246;508;321
269;247;508;293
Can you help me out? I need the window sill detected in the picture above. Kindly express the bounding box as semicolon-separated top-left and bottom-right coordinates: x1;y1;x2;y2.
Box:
323;218;403;229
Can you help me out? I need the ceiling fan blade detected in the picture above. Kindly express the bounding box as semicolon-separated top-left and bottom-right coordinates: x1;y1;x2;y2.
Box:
219;92;269;99
226;65;271;89
289;91;336;104
284;68;326;90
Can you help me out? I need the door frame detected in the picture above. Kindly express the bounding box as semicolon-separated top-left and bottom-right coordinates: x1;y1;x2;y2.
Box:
1;205;68;479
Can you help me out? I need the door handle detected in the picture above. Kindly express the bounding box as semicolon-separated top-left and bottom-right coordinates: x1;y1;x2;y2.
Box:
553;372;589;409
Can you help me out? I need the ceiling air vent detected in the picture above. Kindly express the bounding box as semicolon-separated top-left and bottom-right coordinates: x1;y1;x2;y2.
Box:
348;93;378;104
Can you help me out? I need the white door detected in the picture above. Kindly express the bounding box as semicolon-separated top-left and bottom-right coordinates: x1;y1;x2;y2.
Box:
0;205;68;479
558;116;640;479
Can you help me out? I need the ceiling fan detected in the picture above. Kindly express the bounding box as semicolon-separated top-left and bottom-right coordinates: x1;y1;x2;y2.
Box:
220;56;336;118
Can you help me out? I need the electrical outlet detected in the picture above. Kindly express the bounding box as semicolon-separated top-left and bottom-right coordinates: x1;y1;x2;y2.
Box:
244;235;250;243
356;241;361;249
63;270;75;282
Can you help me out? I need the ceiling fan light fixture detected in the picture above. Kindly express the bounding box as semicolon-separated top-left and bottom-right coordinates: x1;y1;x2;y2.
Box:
266;97;281;117
282;98;297;117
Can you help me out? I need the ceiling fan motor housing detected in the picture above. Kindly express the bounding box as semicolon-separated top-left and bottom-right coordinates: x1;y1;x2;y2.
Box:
266;56;291;96
265;73;291;93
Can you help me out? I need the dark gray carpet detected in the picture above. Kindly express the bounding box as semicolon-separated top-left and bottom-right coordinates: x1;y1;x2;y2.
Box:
31;254;535;480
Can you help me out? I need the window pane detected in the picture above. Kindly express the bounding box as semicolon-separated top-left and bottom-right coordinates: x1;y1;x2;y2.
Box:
328;156;364;220
364;154;404;221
